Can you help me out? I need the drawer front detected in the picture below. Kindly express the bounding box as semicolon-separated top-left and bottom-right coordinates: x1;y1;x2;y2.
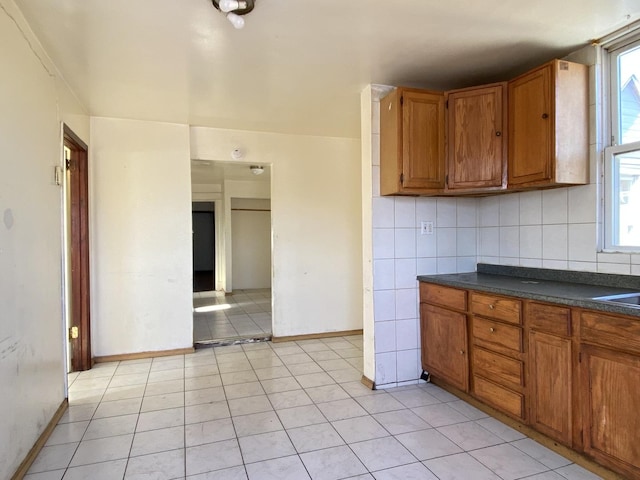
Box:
472;346;524;387
471;292;521;324
527;302;571;336
473;375;525;419
581;311;640;355
473;317;523;353
420;283;466;310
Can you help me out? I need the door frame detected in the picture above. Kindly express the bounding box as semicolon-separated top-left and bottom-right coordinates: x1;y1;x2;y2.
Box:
64;124;92;371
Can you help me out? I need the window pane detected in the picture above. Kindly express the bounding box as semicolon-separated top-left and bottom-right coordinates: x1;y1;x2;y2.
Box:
613;151;640;246
618;45;640;144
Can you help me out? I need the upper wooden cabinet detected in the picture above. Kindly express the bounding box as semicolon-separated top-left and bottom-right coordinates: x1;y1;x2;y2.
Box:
380;88;445;195
508;59;589;188
446;83;507;191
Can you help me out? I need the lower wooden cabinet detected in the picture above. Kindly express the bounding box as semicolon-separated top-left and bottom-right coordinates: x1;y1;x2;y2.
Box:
420;303;468;392
528;331;572;445
581;344;640;479
419;281;640;480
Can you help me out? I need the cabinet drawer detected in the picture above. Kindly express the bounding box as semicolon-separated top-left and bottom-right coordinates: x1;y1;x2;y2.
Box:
471;292;521;324
527;302;571;336
473;317;522;353
581;311;640;355
472;346;524;387
420;283;466;310
473;375;525;419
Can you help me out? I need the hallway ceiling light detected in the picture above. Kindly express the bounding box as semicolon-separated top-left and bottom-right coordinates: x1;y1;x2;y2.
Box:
250;165;264;175
211;0;255;29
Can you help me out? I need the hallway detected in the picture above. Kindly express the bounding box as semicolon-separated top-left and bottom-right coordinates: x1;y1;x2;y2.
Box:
25;335;601;479
193;289;272;344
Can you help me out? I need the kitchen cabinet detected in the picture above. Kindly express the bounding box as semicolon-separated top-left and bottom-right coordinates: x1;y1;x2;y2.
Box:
470;293;525;420
446;83;507;192
579;311;640;479
508;59;588;189
380;88;445;195
419;284;468;391
419;279;640;479
527;303;573;446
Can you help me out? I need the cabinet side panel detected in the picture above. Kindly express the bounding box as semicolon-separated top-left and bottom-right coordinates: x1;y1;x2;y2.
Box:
380;89;401;195
554;60;589;184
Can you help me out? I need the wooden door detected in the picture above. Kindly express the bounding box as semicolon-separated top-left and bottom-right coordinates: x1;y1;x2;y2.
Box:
508;64;552;186
402;90;445;190
529;331;572;445
65;126;92;372
420;304;468;391
446;83;507;190
581;344;640;479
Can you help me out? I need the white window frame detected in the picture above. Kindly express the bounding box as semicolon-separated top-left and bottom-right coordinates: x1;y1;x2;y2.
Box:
603;30;640;252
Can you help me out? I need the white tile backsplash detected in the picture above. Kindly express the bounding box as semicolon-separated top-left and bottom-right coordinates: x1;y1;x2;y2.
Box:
597;252;631;264
372;197;395;228
436;198;457;228
568;184;597;224
499;226;520;258
394;259;417;289
456;228;477;257
395;198;416;228
479;196;500;227
456;198;477;227
598;262;631;274
373;290;396;322
396;349;420;383
542;189;568;225
373;229;394;259
519;191;542;226
416;231;437;258
479;227;500;257
456;256;476;273
415;198;437;224
395;319;419;351
519;225;542;259
436;228;457;257
437;257;457;274
568;224;597;262
395;289;417;320
416;258;437;275
499;195;520;226
373;259;395;291
542;225;568;260
375;321;396;353
394;229;417;259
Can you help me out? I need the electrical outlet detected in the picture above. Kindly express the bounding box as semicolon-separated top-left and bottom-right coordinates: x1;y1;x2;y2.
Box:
420;221;434;235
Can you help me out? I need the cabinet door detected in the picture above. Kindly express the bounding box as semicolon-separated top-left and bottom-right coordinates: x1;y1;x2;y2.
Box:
529;331;572;446
508;64;552;186
402;90;445;190
420;303;468;391
447;84;506;190
581;345;640;479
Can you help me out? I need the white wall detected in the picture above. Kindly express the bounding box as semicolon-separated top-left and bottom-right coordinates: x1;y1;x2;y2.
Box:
90;117;193;356
0;0;89;477
232;198;271;289
191;127;363;338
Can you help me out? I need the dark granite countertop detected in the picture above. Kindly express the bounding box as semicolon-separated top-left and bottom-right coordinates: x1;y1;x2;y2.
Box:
417;264;640;317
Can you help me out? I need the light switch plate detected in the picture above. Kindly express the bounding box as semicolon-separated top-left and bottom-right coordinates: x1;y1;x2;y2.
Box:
420;221;434;235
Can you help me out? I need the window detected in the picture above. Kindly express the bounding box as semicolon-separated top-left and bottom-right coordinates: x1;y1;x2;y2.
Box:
604;33;640;251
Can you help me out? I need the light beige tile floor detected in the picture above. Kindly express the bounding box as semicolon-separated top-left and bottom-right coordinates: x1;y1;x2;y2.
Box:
26;336;604;480
193;289;272;343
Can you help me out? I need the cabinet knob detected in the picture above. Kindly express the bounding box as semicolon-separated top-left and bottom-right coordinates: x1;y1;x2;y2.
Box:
489;327;495;333
542;113;549;119
495;131;502;137
489;304;495;310
459;350;465;355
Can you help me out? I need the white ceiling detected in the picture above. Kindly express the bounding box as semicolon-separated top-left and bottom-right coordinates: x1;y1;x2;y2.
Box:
14;0;640;138
191;160;270;185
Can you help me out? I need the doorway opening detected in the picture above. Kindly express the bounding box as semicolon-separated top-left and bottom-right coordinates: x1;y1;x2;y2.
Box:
63;125;91;372
190;160;273;345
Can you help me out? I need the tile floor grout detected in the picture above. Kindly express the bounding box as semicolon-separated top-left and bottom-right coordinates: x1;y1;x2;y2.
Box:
27;335;603;480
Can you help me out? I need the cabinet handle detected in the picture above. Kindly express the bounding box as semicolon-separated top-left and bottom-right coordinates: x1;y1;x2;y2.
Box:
489;327;495;333
489;304;495;310
495;131;501;137
389;103;392;111
542;113;549;119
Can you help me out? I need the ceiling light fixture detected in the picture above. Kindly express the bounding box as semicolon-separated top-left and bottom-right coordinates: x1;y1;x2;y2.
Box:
211;0;255;29
250;165;264;175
